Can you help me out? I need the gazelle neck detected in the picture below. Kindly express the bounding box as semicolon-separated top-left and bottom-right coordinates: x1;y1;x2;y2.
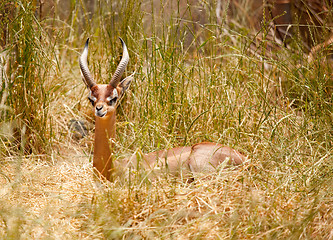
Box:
79;37;132;181
93;112;116;180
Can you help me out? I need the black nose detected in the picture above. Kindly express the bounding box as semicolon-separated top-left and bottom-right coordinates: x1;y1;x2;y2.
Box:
96;105;103;111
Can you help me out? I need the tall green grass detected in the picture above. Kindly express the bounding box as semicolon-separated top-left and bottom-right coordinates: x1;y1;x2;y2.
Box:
0;1;56;155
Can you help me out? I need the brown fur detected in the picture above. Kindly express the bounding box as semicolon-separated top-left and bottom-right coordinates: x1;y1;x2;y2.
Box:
126;142;246;179
89;84;122;180
91;84;115;102
93;107;116;180
187;142;245;174
128;146;192;178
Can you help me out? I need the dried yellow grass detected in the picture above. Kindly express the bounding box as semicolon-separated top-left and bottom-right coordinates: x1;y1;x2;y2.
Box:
1;147;331;239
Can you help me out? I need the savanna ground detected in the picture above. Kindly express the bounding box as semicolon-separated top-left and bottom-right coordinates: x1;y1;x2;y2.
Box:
0;0;332;239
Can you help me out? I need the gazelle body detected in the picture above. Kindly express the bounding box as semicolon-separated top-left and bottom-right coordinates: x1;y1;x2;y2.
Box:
127;142;245;179
79;38;246;181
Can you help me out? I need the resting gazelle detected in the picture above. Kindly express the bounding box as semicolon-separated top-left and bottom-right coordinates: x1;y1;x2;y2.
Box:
79;38;246;181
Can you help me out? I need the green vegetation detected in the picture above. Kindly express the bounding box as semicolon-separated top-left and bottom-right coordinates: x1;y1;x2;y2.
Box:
0;0;332;239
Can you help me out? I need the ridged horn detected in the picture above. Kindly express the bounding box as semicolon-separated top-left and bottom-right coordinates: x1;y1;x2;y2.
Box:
109;38;129;88
79;38;96;89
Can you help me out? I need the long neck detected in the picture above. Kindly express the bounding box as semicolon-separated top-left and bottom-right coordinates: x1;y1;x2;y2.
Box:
93;112;116;180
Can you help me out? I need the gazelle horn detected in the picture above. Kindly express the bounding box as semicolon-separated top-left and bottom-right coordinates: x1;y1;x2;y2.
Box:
79;38;96;89
109;38;129;88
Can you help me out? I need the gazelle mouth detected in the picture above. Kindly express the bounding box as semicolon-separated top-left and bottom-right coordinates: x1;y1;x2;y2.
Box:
96;111;107;118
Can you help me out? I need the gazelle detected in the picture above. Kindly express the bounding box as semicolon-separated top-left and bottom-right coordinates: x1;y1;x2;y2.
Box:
79;38;246;181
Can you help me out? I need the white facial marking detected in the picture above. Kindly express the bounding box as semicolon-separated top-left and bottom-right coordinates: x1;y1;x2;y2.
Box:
96;111;107;118
106;89;118;102
113;88;118;98
88;91;97;102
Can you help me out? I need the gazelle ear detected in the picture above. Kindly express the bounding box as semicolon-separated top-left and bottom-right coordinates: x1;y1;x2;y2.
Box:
118;75;133;94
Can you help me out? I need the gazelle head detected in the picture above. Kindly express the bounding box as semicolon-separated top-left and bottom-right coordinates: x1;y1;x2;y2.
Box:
79;38;133;118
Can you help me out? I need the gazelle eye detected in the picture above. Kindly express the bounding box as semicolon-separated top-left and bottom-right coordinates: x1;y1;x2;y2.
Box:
107;88;119;106
88;91;97;106
107;96;118;106
88;96;96;106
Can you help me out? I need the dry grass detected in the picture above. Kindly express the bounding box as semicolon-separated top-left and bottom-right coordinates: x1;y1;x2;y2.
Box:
1;150;332;239
0;153;93;238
